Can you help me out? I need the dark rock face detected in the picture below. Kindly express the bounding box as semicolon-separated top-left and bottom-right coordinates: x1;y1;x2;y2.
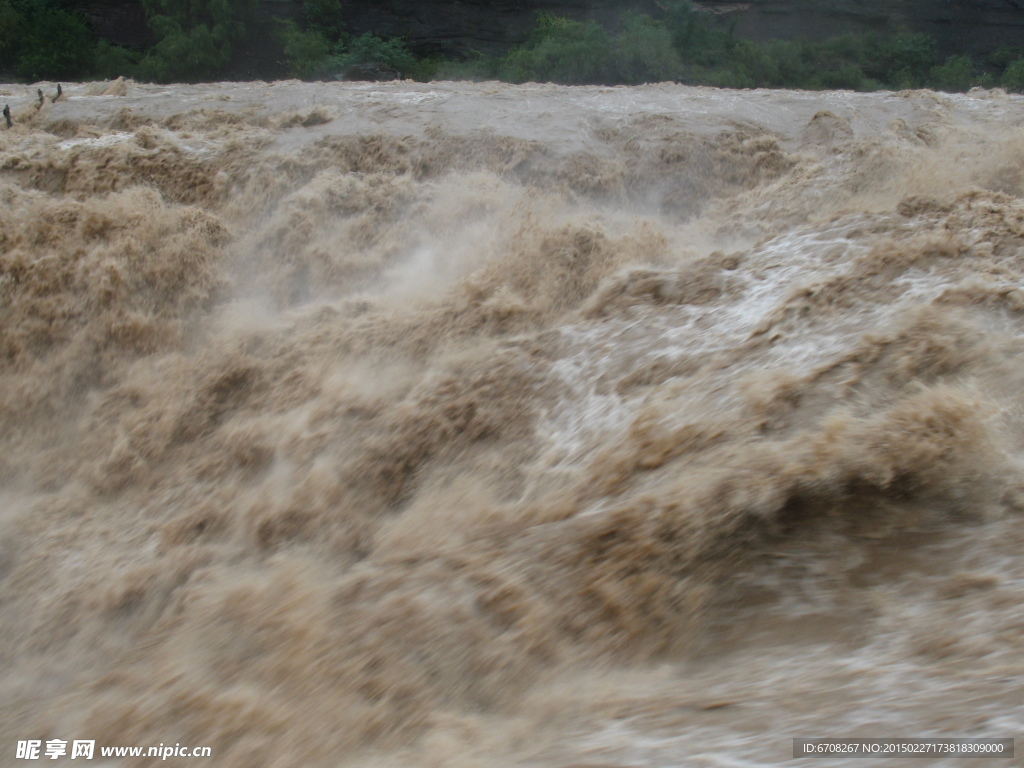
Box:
75;0;155;50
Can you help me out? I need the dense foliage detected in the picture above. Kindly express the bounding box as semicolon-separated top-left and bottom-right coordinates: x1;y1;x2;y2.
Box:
0;0;110;80
136;0;258;81
2;0;1024;92
438;3;1024;92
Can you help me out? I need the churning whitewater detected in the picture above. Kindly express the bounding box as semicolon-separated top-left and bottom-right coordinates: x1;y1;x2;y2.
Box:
1;78;1023;767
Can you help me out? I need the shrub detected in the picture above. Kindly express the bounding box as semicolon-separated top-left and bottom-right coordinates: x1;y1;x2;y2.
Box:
141;0;255;40
874;33;937;85
333;33;417;78
987;45;1024;70
138;0;257;82
12;2;94;81
403;56;440;82
138;23;234;82
0;0;19;72
815;61;867;91
303;0;342;41
93;40;138;79
930;54;976;92
1001;59;1024;92
662;0;731;67
614;12;683;83
0;0;1002;94
762;39;814;88
498;15;617;84
434;52;499;82
725;39;781;87
277;20;333;78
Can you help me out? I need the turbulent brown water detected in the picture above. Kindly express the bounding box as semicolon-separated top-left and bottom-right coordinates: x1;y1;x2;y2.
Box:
2;78;1024;767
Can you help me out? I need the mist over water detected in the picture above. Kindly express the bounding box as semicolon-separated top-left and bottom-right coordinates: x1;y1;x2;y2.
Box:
2;78;1024;766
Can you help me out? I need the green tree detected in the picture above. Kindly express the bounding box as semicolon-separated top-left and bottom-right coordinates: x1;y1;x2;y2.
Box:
614;12;683;83
138;0;258;82
333;33;416;77
277;20;333;78
1001;59;1024;92
930;54;976;92
868;33;937;87
0;0;20;72
662;0;728;65
303;0;342;41
11;1;94;81
93;39;138;79
499;14;617;84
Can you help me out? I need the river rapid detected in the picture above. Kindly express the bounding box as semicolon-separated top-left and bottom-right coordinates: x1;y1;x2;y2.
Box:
1;78;1023;766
